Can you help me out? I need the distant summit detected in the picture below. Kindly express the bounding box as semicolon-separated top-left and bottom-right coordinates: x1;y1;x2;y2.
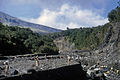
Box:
0;11;62;34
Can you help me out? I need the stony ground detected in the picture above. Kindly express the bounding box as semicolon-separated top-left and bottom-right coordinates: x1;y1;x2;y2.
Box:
0;55;79;79
1;51;120;80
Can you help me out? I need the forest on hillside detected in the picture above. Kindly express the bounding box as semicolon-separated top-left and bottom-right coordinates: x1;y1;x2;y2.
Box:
50;6;120;50
50;24;109;50
0;23;58;56
1;6;120;55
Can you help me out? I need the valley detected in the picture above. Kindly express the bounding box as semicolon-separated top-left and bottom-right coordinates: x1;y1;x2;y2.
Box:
0;1;120;80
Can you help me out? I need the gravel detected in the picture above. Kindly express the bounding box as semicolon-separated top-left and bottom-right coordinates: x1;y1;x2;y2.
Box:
0;55;79;78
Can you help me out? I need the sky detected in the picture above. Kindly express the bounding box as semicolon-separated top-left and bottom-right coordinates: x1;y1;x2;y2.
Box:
0;0;119;30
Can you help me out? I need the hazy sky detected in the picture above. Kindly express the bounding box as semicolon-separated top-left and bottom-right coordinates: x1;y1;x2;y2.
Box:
0;0;118;30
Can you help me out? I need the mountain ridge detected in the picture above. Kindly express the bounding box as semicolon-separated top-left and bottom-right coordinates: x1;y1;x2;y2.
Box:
0;11;62;34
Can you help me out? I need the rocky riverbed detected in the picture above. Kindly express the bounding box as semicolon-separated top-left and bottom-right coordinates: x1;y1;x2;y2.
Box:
0;54;79;79
0;50;120;80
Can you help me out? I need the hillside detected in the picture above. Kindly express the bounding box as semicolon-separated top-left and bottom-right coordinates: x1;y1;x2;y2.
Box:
52;7;120;51
0;23;58;56
50;24;109;50
0;11;61;34
50;6;120;79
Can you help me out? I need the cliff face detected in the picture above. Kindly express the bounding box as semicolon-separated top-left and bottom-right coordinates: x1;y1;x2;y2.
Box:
94;22;120;69
99;23;119;51
54;37;75;52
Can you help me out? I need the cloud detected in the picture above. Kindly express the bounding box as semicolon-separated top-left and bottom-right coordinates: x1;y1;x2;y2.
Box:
22;4;108;30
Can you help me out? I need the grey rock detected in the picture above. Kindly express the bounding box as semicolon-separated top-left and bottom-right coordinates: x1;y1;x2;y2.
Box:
11;70;19;75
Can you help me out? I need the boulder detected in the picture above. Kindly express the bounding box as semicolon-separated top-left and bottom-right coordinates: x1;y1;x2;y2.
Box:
11;70;19;75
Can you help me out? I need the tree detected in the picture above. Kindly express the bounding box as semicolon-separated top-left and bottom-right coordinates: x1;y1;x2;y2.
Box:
108;9;117;22
108;6;120;22
118;0;120;6
0;22;58;56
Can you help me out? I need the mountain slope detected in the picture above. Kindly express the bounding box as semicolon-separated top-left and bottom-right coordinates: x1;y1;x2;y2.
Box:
0;11;61;34
50;24;109;50
0;22;58;56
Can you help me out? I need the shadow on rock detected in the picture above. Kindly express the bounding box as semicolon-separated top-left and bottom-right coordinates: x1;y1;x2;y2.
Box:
1;64;88;80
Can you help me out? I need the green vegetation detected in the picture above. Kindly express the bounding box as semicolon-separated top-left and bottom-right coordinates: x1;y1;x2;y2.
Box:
60;3;120;50
51;5;120;50
0;23;58;56
50;23;110;50
65;25;109;50
1;4;119;55
108;6;120;22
